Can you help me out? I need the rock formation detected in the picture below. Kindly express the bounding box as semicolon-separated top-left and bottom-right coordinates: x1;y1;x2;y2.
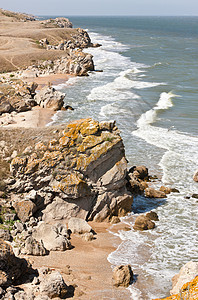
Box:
41;17;73;28
113;265;133;287
170;261;198;295
8;119;133;224
133;215;156;231
35;86;65;110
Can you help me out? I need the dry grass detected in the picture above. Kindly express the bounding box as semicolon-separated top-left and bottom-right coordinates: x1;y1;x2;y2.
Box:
0;9;79;72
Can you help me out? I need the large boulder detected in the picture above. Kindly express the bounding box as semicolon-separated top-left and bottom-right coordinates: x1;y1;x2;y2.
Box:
113;265;133;287
0;101;13;115
129;165;148;180
145;187;166;198
170;261;198;295
21;236;48;256
154;276;198;300
68;217;92;234
35;86;65;111
13;199;37;223
32;222;71;251
133;215;155;231
38;268;68;298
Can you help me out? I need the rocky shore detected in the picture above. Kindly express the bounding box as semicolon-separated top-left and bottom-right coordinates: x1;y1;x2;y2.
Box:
0;8;197;300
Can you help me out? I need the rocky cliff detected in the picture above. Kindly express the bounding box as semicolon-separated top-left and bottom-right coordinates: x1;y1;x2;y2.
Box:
8;118;133;224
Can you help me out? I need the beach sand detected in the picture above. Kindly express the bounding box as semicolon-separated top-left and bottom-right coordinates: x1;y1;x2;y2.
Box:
0;106;55;128
28;222;131;299
24;73;72;90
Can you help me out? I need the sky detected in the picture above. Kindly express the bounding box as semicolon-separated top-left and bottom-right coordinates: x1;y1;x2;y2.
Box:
0;0;198;16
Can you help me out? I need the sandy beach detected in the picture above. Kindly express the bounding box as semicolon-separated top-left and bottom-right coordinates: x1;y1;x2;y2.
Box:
28;222;131;299
0;106;55;128
25;73;72;90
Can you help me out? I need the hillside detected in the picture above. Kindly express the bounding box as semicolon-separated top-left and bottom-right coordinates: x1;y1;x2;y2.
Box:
0;8;87;72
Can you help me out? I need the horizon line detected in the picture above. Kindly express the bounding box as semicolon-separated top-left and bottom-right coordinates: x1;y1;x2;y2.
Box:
37;14;198;17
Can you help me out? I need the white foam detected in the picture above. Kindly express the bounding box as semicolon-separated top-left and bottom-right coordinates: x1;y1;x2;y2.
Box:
52;77;78;90
137;92;176;127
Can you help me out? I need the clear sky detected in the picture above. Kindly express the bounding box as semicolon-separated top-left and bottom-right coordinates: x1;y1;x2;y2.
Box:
0;0;198;16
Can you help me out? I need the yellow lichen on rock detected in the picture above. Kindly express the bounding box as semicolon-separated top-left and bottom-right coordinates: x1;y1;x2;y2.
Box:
153;276;198;300
53;172;90;197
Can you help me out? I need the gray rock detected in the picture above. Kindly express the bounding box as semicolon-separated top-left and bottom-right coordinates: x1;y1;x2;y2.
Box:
32;223;71;251
14;222;24;233
0;101;13;115
68;217;92;234
35;86;65;111
21;236;48;256
39;269;68;298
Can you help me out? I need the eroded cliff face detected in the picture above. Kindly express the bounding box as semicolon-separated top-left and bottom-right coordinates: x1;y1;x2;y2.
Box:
9;118;133;223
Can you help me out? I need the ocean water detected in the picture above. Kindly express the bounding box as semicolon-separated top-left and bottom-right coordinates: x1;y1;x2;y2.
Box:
47;16;198;299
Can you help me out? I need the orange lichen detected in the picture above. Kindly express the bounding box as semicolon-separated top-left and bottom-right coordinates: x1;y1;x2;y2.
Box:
153;276;198;300
53;172;90;196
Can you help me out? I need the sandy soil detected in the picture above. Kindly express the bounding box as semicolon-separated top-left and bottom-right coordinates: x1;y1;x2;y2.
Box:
0;9;79;73
28;222;132;299
25;73;72;90
0;106;55;128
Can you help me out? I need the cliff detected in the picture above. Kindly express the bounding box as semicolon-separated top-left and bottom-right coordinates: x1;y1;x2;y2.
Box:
8;118;133;224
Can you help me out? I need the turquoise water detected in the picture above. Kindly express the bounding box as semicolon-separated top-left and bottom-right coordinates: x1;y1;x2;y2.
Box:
45;16;198;299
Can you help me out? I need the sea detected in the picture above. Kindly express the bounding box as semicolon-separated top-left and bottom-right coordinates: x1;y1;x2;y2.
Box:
42;16;198;299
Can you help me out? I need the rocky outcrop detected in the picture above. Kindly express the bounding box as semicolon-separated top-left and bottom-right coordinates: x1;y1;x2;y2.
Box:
9;119;133;223
0;81;38;116
126;165;149;195
154;276;198;300
113;265;133;287
35;86;65;110
170;261;198;295
41;17;73;28
68;217;93;234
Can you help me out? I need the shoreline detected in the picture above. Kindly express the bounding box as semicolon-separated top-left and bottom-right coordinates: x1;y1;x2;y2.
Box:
0;73;73;128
